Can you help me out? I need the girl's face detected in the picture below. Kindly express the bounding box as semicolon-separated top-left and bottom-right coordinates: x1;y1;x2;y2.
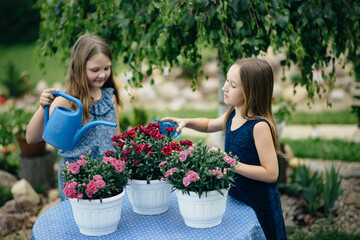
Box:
222;64;245;107
86;53;111;89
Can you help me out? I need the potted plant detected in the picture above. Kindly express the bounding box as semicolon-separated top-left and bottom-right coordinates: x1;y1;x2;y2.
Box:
160;141;238;228
10;108;46;157
109;122;177;215
60;151;129;236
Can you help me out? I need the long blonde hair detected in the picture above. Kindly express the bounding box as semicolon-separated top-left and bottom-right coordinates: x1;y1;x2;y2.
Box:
65;34;122;123
223;58;281;154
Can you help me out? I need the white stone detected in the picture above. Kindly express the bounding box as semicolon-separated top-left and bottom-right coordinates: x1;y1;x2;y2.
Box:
51;82;63;90
201;77;218;95
329;88;345;102
0;170;17;188
182;88;202;101
203;61;218;77
34;80;48;95
11;179;40;208
133;82;157;103
170;97;186;110
158;82;179;99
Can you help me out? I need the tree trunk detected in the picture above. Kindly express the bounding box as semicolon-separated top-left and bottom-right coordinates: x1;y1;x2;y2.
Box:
216;51;227;149
19;151;55;187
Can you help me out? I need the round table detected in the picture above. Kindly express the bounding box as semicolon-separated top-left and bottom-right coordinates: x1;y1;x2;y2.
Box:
32;190;265;240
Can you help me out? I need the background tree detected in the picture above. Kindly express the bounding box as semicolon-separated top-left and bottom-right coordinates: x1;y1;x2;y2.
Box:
35;0;360;122
0;0;40;45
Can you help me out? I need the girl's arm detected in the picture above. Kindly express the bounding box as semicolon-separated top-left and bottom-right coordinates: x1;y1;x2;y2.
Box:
26;89;64;144
112;94;121;135
234;121;279;183
162;112;227;133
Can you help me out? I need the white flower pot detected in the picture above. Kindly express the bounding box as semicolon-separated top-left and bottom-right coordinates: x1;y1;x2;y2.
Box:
176;189;228;228
69;190;125;236
126;179;172;215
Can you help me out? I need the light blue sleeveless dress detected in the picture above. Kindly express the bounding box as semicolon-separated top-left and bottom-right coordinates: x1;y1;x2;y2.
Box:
225;110;287;240
57;87;117;201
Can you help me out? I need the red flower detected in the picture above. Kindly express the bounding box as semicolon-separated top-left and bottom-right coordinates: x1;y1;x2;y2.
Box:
170;142;181;151
165;127;175;133
149;129;160;139
117;141;125;148
143;143;153;153
135;144;144;154
111;135;121;142
3;146;8;155
180;140;193;147
105;150;114;156
127;130;136;138
162;145;173;156
133;159;139;165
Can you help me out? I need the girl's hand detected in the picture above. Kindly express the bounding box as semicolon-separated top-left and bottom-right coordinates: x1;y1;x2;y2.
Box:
161;117;186;133
39;88;60;108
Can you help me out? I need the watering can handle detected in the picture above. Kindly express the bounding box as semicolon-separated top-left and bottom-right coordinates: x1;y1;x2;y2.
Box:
43;92;83;128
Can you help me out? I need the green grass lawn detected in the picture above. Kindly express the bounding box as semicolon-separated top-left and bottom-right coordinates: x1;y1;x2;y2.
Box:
286;110;358;125
0;43;66;91
282;138;360;162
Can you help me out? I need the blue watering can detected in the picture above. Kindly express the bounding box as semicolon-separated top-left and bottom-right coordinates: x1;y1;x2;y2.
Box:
42;92;117;151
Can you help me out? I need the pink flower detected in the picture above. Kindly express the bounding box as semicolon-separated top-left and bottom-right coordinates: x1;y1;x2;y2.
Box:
95;180;106;189
165;167;178;179
185;170;199;182
183;177;191;187
86;180;98;197
93;175;102;181
85;188;93;198
69;162;80;174
223;156;236;166
63;182;77;198
78;159;86;166
79;154;86;159
159;161;167;166
209;169;223;179
76;194;83;199
115;160;126;173
179;151;188;162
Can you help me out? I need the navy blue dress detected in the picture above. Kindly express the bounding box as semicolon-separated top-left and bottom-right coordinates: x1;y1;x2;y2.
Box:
225;110;287;240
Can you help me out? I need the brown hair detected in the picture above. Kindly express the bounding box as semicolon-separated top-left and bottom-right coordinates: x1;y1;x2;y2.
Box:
65;34;122;123
223;58;281;154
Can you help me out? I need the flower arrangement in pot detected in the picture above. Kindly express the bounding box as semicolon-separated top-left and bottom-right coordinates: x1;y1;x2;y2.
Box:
60;151;129;236
109;122;179;215
160;141;238;228
9;107;46;157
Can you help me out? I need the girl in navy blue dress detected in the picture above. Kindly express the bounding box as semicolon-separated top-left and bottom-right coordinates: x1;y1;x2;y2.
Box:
163;58;287;239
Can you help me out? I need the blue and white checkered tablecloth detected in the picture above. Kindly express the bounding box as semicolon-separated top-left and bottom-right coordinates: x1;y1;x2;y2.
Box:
31;191;265;240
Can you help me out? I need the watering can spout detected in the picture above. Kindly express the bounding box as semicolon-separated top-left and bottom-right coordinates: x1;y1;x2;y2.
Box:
72;121;117;148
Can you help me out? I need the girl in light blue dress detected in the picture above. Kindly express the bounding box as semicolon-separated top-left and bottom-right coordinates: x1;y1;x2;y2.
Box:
26;35;122;201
